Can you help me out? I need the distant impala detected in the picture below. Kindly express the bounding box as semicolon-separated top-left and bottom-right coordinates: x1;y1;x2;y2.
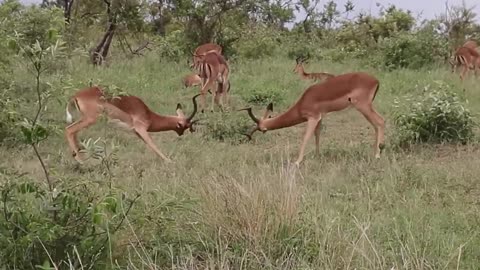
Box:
293;57;335;82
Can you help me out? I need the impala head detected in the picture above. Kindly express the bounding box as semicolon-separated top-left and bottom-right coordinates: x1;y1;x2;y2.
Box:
239;103;274;140
293;57;308;73
174;94;200;135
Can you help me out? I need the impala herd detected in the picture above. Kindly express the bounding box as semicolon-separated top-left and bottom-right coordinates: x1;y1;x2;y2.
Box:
65;40;479;166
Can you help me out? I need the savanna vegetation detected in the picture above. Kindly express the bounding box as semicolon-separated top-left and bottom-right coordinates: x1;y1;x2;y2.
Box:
1;0;480;268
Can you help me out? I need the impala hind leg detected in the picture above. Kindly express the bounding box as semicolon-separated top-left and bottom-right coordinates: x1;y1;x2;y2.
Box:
134;127;172;163
355;105;385;159
211;82;221;112
65;117;97;160
200;79;214;113
295;116;322;166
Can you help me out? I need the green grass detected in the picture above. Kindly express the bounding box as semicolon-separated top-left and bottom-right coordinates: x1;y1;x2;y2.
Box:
2;53;480;269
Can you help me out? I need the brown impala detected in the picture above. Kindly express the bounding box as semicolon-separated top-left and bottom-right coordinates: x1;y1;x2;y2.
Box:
193;50;230;112
65;86;200;163
293;57;335;82
240;72;385;166
190;43;223;70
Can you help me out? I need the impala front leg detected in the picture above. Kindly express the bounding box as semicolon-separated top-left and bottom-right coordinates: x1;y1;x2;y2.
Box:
134;127;172;163
314;119;323;156
295;116;321;166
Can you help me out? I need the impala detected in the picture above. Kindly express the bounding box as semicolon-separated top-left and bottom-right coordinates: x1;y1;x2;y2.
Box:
293;57;335;82
240;72;385;166
193;50;230;112
182;73;202;88
190;43;223;70
65;86;200;163
450;46;480;80
462;40;478;50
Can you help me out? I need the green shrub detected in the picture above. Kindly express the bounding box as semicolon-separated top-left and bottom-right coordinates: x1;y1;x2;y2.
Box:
233;26;280;59
0;176;137;269
155;30;188;61
393;83;475;146
378;30;449;70
242;87;284;106
0;86;21;146
201;112;252;144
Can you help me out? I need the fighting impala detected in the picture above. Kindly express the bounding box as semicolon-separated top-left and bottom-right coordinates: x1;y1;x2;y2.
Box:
193;50;230;112
65;86;200;163
240;72;385;166
294;57;335;82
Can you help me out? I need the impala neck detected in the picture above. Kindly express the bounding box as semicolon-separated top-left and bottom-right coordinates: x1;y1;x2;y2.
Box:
148;112;180;132
299;65;309;78
263;106;304;131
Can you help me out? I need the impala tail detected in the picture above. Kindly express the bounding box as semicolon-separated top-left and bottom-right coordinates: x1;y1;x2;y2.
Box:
65;99;79;124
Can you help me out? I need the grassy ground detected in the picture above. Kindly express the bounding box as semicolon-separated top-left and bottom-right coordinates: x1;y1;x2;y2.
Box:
2;54;480;269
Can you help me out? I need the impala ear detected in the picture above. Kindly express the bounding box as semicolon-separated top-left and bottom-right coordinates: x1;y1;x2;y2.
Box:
263;103;273;119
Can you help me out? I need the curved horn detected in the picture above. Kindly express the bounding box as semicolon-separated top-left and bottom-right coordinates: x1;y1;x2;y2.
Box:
243;125;258;141
238;107;259;124
187;94;200;121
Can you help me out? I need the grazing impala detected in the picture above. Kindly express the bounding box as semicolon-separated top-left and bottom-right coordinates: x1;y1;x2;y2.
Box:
193;50;230;112
65;86;200;163
293;57;335;82
450;46;480;80
190;43;223;70
182;73;202;88
240;72;385;166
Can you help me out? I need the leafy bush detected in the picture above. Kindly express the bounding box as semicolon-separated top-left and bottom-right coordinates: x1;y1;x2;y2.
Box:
233;26;280;59
201;112;252;144
378;30;449;70
393;83;475;146
0;175;138;269
155;30;189;61
0;86;21;145
242;87;284;106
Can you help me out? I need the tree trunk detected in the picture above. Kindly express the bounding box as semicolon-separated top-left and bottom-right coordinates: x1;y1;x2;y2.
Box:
91;0;116;66
91;23;116;66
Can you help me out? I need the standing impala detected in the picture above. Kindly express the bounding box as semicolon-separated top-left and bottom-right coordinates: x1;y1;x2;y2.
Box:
194;50;230;112
190;43;223;70
240;72;385;166
450;46;480;80
293;57;335;82
65;86;200;163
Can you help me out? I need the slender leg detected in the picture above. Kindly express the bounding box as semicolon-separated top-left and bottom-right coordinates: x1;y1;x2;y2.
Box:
213;82;224;112
211;82;219;112
460;64;468;81
223;81;230;108
65;117;97;160
134;127;172;163
200;79;214;113
314;119;323;156
355;105;385;159
295;116;322;166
